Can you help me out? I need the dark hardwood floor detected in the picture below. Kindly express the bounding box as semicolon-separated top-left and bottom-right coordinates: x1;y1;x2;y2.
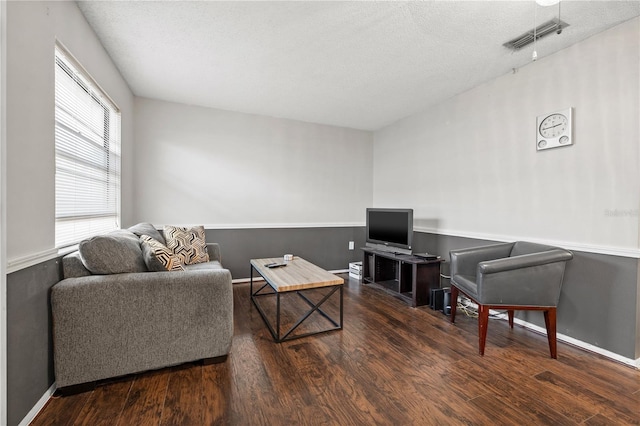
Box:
32;274;640;425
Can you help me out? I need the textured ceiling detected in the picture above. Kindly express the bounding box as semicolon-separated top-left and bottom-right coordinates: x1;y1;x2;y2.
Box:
77;1;640;131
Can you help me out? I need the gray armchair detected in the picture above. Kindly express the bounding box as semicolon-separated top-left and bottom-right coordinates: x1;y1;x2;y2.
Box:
449;241;573;358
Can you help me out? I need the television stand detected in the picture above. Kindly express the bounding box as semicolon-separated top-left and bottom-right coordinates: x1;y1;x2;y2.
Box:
361;248;442;307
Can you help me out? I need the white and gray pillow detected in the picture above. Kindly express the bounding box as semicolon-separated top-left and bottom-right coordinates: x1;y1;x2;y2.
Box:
140;235;185;272
163;225;210;266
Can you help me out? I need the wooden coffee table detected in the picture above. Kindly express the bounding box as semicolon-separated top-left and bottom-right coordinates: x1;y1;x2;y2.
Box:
250;257;344;342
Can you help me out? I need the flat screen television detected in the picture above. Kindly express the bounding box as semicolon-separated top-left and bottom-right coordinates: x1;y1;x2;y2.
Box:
365;208;413;254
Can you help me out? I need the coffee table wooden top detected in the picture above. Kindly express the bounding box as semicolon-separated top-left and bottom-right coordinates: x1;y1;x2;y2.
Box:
251;257;344;292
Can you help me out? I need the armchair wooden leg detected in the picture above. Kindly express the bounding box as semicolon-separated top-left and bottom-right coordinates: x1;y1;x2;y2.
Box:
544;308;558;359
478;304;490;356
450;286;459;323
507;310;514;328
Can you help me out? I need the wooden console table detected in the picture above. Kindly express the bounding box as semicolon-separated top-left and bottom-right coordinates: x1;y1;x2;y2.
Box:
362;248;442;307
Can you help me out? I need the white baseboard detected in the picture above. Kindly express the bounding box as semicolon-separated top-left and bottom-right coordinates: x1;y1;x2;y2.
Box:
19;382;56;426
510;316;640;368
456;298;640;368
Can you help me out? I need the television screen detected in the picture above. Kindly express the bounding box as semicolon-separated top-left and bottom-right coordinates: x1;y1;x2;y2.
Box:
366;208;413;252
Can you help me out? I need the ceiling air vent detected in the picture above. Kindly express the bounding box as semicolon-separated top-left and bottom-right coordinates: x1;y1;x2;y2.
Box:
503;19;569;50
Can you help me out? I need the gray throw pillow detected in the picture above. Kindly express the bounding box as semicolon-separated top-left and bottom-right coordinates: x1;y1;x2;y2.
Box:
62;251;92;278
79;229;148;275
128;222;166;245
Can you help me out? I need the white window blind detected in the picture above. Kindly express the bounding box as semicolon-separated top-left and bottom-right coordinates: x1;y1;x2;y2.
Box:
55;46;121;248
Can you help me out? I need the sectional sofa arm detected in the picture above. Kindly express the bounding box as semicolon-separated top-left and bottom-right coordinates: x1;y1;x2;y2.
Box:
207;243;222;263
478;249;573;275
450;243;515;277
51;268;233;388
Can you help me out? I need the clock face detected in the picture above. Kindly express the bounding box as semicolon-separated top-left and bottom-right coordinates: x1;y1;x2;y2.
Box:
536;107;572;151
539;113;568;138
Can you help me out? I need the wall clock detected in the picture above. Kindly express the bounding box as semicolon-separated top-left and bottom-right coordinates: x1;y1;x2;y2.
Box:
536;107;573;151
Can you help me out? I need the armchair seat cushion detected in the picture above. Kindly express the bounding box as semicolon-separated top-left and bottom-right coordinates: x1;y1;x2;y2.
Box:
451;274;478;297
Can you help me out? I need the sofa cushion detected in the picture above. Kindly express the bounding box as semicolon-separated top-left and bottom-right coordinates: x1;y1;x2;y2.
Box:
128;222;166;245
62;251;93;279
78;229;147;275
184;260;224;271
163;225;210;265
140;235;185;271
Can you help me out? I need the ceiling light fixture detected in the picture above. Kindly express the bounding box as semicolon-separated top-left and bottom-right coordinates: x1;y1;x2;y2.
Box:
532;0;563;61
503;0;567;60
503;18;569;51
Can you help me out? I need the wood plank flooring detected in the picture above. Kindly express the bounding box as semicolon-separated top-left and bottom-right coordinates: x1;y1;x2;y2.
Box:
32;275;640;425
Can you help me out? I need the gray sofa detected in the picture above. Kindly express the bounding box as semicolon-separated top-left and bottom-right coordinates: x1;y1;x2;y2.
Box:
51;223;233;392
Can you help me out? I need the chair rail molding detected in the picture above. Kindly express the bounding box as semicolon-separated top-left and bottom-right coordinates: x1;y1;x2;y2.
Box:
414;226;640;259
161;222;365;230
7;248;59;274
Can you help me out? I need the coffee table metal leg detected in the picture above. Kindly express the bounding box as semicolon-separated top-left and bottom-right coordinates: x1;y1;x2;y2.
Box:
297;289;341;328
340;285;344;329
250;266;281;341
278;286;342;341
252;290;279;342
276;292;281;341
250;265;273;299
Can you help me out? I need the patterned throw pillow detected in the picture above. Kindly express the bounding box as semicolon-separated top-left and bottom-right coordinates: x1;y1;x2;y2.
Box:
163;225;210;265
139;235;185;271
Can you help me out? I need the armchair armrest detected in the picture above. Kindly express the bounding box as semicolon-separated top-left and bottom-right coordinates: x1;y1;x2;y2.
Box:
477;249;573;306
450;242;514;277
478;249;573;275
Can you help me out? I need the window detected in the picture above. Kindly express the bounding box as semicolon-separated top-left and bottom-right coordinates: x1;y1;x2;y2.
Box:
55;45;121;248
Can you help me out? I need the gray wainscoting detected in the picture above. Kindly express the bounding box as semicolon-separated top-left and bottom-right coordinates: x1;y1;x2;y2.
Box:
205;226;366;280
7;257;62;426
412;231;640;360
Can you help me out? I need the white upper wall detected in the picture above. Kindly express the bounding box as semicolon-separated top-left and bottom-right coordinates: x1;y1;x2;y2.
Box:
374;17;640;255
133;97;373;227
5;0;134;261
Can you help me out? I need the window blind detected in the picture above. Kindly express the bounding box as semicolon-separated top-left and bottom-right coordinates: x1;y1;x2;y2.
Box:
55;46;121;248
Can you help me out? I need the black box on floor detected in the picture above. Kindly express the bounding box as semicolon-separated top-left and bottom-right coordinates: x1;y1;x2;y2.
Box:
442;288;452;315
430;288;444;311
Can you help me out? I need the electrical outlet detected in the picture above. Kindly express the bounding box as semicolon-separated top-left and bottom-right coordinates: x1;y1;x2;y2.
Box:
348;241;354;250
